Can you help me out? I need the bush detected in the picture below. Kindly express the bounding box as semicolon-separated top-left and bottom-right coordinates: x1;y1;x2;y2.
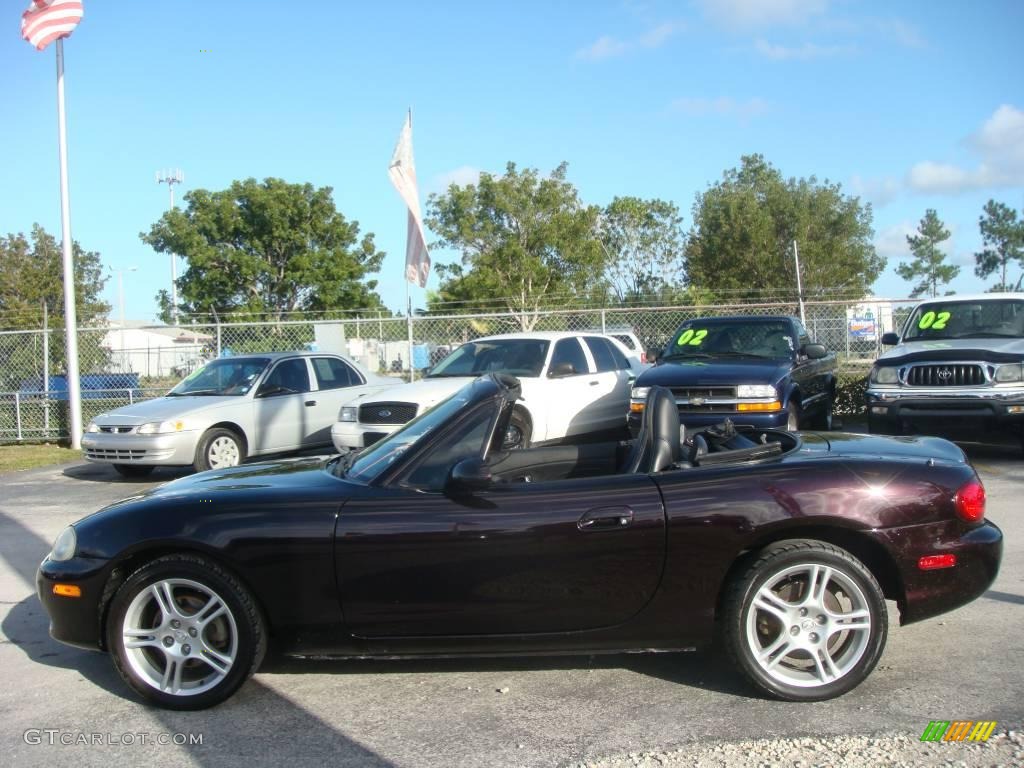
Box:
835;365;868;417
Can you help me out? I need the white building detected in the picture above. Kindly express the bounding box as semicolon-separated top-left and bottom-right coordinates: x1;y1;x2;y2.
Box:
101;322;214;379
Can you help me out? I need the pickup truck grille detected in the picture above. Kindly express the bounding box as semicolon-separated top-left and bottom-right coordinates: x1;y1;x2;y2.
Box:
906;364;985;387
670;386;737;399
671;386;739;413
359;402;418;424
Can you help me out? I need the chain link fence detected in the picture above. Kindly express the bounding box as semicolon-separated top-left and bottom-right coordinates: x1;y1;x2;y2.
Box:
0;298;917;443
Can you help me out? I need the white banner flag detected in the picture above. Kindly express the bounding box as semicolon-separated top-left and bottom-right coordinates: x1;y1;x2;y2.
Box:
388;111;430;288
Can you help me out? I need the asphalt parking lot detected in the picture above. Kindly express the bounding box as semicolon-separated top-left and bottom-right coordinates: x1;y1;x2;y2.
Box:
2;443;1022;768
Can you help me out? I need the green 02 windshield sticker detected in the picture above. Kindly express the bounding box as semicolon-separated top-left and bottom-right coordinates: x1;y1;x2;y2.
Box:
676;328;708;346
918;310;951;330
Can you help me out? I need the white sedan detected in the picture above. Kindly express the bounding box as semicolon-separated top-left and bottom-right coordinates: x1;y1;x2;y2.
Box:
331;331;642;451
82;352;394;477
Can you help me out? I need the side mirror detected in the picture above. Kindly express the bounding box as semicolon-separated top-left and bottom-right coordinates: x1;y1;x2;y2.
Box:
447;457;492;494
547;361;576;378
802;343;827;360
881;332;899;346
646;348;661;363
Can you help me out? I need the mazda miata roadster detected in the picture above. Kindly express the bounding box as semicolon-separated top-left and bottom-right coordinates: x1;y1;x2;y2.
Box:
38;374;1002;709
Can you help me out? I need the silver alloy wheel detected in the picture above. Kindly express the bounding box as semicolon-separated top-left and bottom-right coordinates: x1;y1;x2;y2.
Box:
207;435;241;468
745;563;872;688
121;578;239;697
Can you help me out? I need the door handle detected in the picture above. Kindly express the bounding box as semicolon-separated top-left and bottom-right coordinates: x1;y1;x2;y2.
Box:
304;400;317;407
578;506;634;531
589;380;600;386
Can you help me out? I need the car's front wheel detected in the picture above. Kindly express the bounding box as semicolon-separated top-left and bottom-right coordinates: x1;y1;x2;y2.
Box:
503;409;532;450
722;539;887;701
105;554;266;710
194;428;245;472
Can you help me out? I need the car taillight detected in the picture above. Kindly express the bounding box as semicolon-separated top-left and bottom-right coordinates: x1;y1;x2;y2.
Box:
954;480;985;523
640;351;647;364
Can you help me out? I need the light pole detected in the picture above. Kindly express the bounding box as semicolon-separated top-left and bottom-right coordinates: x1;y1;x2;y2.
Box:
156;168;184;326
113;266;137;371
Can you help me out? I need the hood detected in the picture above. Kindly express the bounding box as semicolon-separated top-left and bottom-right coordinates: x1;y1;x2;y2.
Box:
91;395;246;426
148;456;341;497
878;337;1024;365
638;358;790;387
806;431;967;464
358;377;472;409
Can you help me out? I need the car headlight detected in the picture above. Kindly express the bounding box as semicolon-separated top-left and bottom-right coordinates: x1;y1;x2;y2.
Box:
339;406;358;422
737;384;777;398
85;421;100;433
50;526;76;562
136;420;187;435
871;366;899;384
994;363;1023;383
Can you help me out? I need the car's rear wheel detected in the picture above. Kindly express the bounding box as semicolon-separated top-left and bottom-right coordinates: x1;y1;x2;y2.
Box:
194;428;245;472
113;464;155;478
722;539;887;701
106;554;266;710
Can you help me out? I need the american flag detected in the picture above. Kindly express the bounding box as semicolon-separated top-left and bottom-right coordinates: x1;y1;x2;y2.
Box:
21;0;83;51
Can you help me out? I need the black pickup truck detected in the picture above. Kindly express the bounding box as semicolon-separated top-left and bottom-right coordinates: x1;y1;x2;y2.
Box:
628;315;837;435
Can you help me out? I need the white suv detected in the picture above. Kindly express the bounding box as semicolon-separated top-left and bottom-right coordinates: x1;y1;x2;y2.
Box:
331;331;642;451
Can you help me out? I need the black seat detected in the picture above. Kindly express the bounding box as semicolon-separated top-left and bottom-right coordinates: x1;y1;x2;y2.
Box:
620;386;683;474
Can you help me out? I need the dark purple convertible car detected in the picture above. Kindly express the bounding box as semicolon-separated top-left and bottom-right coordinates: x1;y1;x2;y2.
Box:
38;374;1001;709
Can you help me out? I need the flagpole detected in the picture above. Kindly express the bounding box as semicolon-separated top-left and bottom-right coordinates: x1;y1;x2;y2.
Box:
56;37;83;449
406;106;415;384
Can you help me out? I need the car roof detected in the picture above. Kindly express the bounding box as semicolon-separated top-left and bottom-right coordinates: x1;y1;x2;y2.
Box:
914;293;1024;304
217;350;347;363
473;331;611;342
681;315;797;324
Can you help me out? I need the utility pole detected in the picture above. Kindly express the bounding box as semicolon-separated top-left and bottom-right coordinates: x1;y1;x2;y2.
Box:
156;169;184;326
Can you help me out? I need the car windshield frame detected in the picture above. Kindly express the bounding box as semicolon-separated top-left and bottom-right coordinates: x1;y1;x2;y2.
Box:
901;299;1024;342
167;357;271;397
662;320;796;361
338;377;505;486
426;339;551;378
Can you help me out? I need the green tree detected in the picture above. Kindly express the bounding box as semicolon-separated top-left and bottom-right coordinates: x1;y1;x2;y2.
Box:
896;209;957;298
141;178;385;323
974;200;1024;292
425;162;605;330
685;155;882;301
600;196;686;305
0;225;110;386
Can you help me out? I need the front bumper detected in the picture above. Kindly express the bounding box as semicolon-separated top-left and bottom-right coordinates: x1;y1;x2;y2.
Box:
866;386;1024;434
36;555;112;650
628;407;790;435
331;421;400;452
870;519;1002;625
81;430;199;466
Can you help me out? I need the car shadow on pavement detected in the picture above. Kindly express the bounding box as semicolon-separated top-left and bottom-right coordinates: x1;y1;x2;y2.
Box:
61;462;192;483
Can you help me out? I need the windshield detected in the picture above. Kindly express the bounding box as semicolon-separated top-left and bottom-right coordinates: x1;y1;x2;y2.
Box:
427;339;550;378
168;358;270;396
663;321;795;360
903;299;1024;341
341;381;490;484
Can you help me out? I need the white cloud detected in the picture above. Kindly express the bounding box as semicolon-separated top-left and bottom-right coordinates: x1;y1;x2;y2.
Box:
849;174;900;207
576;21;683;60
431;165;481;192
875;222;914;262
671;96;770;120
907;104;1024;194
754;38;855;59
698;0;828;29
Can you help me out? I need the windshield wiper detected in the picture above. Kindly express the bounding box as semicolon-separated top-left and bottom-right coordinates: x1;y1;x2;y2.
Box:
661;352;713;360
175;389;223;396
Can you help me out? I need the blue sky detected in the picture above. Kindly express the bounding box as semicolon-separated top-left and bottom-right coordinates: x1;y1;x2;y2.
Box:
2;0;1023;324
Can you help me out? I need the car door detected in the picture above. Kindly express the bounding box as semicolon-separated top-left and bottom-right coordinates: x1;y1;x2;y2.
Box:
541;337;604;440
253;357;312;453
308;356;367;446
335;404;666;637
791;320;827;411
582;336;633;430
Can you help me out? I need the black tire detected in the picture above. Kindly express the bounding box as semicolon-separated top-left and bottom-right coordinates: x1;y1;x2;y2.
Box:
503;409;532;450
815;393;835;431
722;539;887;702
785;401;801;431
194;427;246;473
105;553;266;710
113;464;155;478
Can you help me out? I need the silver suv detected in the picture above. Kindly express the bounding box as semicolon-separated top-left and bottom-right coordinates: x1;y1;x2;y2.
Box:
866;293;1024;449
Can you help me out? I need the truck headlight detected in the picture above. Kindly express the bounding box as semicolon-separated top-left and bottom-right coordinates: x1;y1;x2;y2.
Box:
737;384;777;398
50;526;77;562
630;386;650;413
870;366;899;384
137;420;187;435
339;406;358;422
994;364;1023;383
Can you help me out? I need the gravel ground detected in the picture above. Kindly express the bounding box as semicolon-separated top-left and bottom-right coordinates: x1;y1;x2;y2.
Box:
573;730;1024;768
